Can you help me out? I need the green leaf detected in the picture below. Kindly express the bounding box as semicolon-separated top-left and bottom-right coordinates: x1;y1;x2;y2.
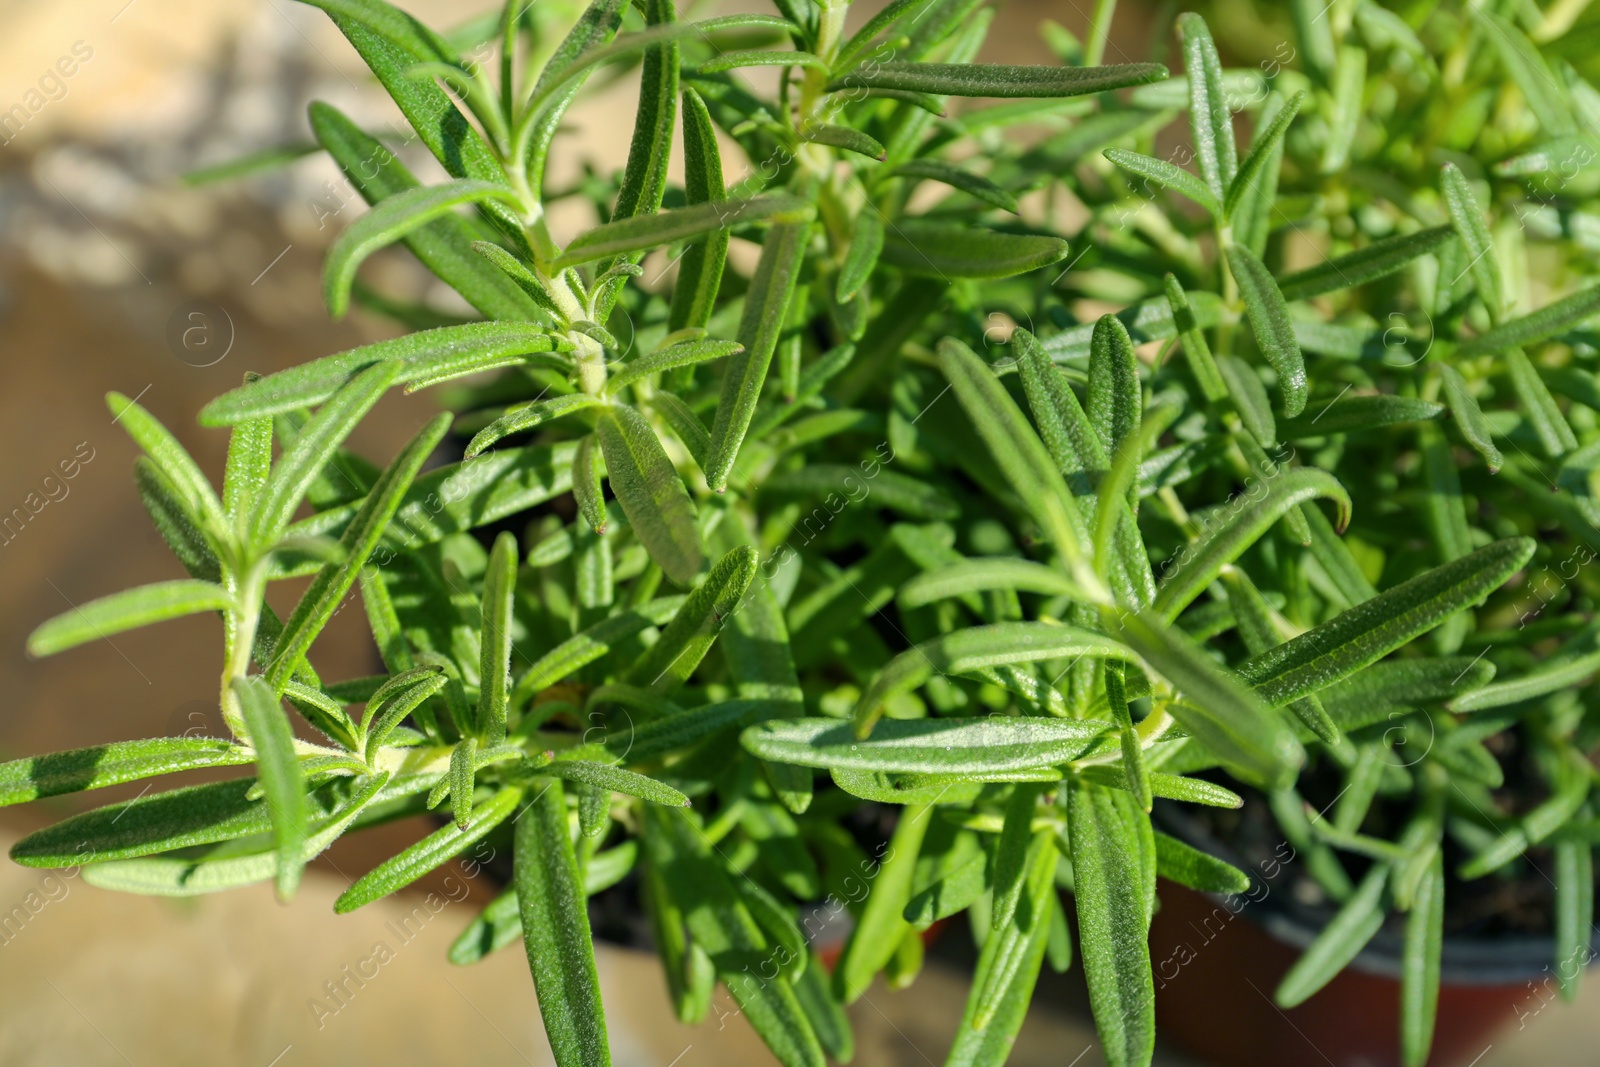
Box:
308;102;547;322
704;218;809;492
1280;395;1444;438
892;159;1018;213
834;804;930;1003
1104;147;1219;216
833;0;935;70
1450;621;1600;712
544;758;690;807
1225;90;1304;219
1441;163;1504;322
1238;538;1536;707
608;340;743;396
1505;346;1578;456
611;0;678;224
898;558;1080;608
1178;13;1237;205
648;393;712;467
465;395;608;458
803;123;887;160
792;950;854;1064
1460;283;1600;356
28;580;231;658
990;785;1045;933
0;738;251;807
476;531;518;742
107;393;226;538
1553;840;1592;1003
335;784;522;911
1226;244;1308;417
468;240;566;318
1277;225;1454;301
1076;766;1244;808
668;87;730;333
642;806;825;1067
265;413;451;692
882;220;1070;279
853;622;1130;735
135;458;221;582
11;778;267;867
1153;830;1249;894
828;60;1165;98
1470;8;1577;136
555;194;812;269
742;716;1106;775
837;209;884;303
936;338;1091;575
610;700;779;763
364;669;449;753
905;849;989;926
572;435;608;533
1154;468;1350;620
77;772;388;897
250;360;403;547
1277;866;1388;1007
512;597;683;701
1230;91;1290;256
627;545;757;690
1070;781;1154;1067
1440;364;1497;470
448;843;637;964
970;830;1056;1030
1319;656;1495;728
517;779;610;1067
702;49;829;73
1400;850;1443;1067
234;676;306;900
323;179;522;317
200;323;569;425
596;405;703;585
1109;609;1303;788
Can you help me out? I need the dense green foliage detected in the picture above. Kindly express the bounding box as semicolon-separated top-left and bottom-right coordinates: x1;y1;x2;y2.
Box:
12;1;1600;1065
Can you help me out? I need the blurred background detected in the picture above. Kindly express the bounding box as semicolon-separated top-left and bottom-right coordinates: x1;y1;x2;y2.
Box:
0;0;1593;1063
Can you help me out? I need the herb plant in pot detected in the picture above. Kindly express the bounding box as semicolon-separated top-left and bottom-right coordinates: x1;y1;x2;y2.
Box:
4;2;1595;1067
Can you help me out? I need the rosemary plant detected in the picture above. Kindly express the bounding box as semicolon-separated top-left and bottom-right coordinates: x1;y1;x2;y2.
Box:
7;1;1600;1067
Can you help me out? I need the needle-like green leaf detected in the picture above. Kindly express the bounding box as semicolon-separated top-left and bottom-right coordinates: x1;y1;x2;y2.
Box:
1153;830;1249;894
743;716;1108;775
265;412;451;692
1110;609;1304;788
828;61;1166;98
1277;866;1388;1007
1153;468;1351;620
891;159;1018;213
882;220;1070;278
1239;537;1536;707
234;676;307;900
517;778;611;1067
1441;162;1504;321
853;622;1131;735
1438;365;1502;470
1104;148;1219;216
477;531;518;742
465;395;609;458
512;597;683;701
11;778;268;867
607;340;744;396
336;784;522;911
1277;225;1454;301
668;87;730;333
1226;244;1308;417
107;392;227;539
0;738;252;807
28;580;232;657
1070;781;1154;1067
627;545;757;690
596;404;703;585
555;195;812;269
704;218;809;492
1225;91;1304;220
322;179;522;317
1400;850;1443;1067
543;758;690;807
1178;13;1236;205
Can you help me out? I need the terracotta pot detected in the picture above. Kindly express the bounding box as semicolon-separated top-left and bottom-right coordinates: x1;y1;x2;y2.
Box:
1149;879;1572;1067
